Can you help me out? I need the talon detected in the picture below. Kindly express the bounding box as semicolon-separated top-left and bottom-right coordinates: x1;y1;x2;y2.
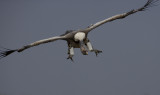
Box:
91;49;102;56
67;55;74;62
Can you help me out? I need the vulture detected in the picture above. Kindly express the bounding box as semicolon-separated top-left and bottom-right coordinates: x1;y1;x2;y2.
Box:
0;0;158;61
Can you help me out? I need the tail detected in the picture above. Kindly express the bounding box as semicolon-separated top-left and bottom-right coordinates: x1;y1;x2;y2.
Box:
0;47;17;59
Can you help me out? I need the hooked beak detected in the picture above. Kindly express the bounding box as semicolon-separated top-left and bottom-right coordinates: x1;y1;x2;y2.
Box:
80;41;88;55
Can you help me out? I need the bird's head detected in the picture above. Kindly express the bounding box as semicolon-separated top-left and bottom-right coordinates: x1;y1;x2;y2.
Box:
74;32;88;55
80;46;88;55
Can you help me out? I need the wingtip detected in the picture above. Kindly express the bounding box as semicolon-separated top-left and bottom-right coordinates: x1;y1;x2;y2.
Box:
0;47;16;60
141;0;159;11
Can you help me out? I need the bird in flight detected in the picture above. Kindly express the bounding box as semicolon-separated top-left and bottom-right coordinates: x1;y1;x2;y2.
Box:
0;0;158;61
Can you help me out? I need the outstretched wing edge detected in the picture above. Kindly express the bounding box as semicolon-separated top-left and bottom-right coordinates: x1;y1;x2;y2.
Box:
0;35;66;59
85;0;158;32
18;35;66;52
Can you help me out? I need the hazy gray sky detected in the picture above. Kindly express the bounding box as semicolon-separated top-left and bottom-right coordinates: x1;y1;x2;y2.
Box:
0;0;160;95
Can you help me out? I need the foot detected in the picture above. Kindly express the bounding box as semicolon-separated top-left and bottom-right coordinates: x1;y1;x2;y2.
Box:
67;55;74;62
91;49;102;56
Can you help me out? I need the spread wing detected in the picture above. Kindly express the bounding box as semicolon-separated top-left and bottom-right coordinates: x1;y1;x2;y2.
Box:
18;35;66;52
0;35;66;59
86;0;158;32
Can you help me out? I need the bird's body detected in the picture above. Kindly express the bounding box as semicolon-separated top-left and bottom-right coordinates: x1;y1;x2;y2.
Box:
0;0;158;61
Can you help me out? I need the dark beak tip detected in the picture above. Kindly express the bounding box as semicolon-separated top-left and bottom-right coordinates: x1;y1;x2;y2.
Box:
84;52;88;55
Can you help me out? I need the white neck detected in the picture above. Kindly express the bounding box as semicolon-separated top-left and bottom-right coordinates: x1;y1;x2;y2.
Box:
74;32;85;41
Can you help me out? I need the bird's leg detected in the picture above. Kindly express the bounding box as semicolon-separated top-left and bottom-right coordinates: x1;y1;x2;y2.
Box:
67;47;74;61
91;49;102;56
86;39;102;56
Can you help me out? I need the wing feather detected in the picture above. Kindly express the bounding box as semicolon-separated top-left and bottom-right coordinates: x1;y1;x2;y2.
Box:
18;35;66;52
0;35;66;59
86;0;158;32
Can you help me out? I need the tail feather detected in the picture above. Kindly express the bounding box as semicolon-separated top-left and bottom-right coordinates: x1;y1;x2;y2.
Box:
0;47;17;59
